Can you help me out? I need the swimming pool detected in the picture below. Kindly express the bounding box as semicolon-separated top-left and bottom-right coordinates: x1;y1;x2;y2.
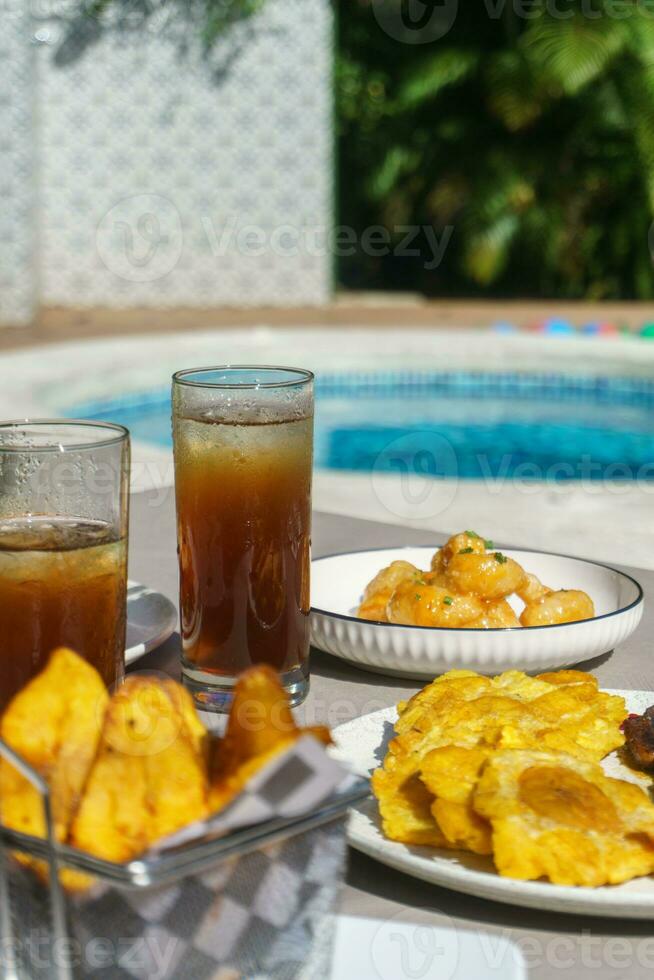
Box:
69;371;654;481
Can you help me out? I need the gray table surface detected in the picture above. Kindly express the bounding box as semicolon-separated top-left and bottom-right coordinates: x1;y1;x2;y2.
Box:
130;488;654;980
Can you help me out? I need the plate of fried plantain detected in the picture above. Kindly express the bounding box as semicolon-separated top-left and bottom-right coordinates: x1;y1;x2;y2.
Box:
332;668;654;918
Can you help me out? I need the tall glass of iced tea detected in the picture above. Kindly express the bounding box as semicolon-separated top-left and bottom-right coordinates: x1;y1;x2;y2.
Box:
0;420;130;709
172;366;314;710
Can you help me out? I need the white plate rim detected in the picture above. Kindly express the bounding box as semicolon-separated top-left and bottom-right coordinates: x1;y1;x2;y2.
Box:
311;545;644;632
333;690;654;919
126;579;178;665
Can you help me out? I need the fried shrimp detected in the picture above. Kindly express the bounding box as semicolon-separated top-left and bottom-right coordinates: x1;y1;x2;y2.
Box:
520;589;595;627
445;552;526;600
358;560;421;621
387;580;483;628
517;572;551;604
467;599;521;629
357;529;595;630
431;531;488;574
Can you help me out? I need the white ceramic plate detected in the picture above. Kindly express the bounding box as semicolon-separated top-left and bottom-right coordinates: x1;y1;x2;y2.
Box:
311;546;644;677
126;580;178;665
333;690;654;919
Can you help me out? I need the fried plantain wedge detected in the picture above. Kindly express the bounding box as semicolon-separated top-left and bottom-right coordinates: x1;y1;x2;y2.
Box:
70;675;209;863
209;666;331;813
0;647;109;843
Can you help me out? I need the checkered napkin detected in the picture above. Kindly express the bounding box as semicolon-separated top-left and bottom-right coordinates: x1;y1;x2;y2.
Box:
66;736;349;979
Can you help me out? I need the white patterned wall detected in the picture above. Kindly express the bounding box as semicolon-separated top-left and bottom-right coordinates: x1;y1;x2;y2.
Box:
1;0;333;324
0;9;37;325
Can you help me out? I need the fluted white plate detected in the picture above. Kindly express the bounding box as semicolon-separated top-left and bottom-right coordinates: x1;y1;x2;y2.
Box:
333;690;654;919
311;547;643;677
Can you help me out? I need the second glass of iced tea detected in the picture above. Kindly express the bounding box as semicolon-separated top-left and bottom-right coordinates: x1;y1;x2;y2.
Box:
0;420;130;710
172;366;314;710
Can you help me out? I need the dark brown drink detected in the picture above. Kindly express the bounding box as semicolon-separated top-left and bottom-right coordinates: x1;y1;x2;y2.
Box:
174;411;312;706
0;516;127;709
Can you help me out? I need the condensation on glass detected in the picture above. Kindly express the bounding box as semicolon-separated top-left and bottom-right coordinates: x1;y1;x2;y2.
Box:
0;420;130;708
172;367;314;711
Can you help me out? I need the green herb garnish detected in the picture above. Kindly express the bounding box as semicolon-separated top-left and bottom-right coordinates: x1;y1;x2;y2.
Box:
414;593;422;601
464;530;479;538
458;547;474;554
443;596;454;606
484;539;494;549
494;552;508;564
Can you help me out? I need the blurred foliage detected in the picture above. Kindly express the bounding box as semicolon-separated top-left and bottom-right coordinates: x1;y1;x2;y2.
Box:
50;0;265;73
337;0;654;298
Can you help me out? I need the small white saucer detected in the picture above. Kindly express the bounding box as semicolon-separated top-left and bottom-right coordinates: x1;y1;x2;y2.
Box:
126;580;178;665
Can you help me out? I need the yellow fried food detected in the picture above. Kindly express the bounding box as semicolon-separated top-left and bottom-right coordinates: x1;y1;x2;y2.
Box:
371;765;451;847
1;651;333;882
421;744;490;804
209;666;331;812
517;572;551;604
159;678;209;760
466;599;521;629
415;677;627;855
362;559;422;601
445;552;526;600
395;669;551;737
376;672;557;849
520;589;595;626
358;529;596;630
536;669;599;698
373;668;632;884
421;746;493;854
358;592;393;622
358;560;422;621
432;799;492;855
397;673;624;763
375;668;627;860
0;648;109;842
71;676;209;862
473;750;654;886
378;672;541;848
387;580;483;628
431;531;487;574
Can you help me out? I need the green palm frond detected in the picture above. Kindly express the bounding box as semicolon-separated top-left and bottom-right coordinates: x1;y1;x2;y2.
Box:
486;51;549;130
615;64;654;208
369;145;422;202
395;50;479;110
463;215;520;286
522;12;626;93
337;0;654;299
619;4;654;62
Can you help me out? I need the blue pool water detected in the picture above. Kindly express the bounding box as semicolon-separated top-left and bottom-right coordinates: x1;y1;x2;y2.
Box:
69;372;654;480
